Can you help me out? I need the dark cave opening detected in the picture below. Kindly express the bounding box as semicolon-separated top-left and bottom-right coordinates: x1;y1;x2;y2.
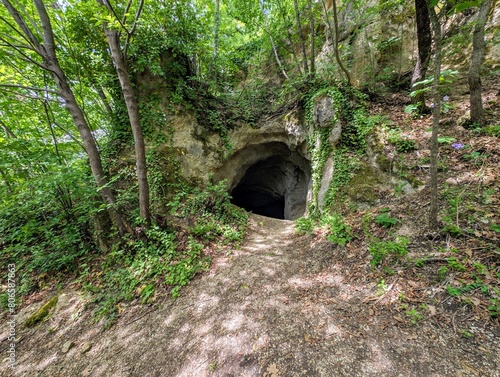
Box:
230;155;309;220
231;188;286;219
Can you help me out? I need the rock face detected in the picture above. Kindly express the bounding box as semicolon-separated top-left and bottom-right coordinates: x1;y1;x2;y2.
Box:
163;95;400;218
160;88;421;218
166;106;313;219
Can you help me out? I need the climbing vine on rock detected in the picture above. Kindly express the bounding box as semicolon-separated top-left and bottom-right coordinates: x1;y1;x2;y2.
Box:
305;84;381;217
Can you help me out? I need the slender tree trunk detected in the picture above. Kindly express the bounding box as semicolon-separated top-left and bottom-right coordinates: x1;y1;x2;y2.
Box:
428;6;442;231
3;0;131;236
47;60;132;234
211;0;220;88
309;0;315;78
322;0;351;85
320;0;338;66
469;0;493;126
293;0;309;75
98;13;151;228
411;0;432;113
96;86;114;118
259;2;289;80
277;1;301;74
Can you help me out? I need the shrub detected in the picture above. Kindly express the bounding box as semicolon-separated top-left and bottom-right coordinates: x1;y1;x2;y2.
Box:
369;236;409;267
295;217;315;235
321;214;353;246
374;213;398;228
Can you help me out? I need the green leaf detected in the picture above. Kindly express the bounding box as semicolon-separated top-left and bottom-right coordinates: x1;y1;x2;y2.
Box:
438;136;456;144
449;1;481;14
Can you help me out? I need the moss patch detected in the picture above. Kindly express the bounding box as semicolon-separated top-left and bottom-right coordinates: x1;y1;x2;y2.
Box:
345;164;385;205
24;295;59;328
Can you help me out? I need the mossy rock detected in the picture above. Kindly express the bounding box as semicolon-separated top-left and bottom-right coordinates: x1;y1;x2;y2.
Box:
24;295;59;328
345;164;385;205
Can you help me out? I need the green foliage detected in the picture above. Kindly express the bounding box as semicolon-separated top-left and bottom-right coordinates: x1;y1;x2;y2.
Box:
374;213;398;228
405;307;423;325
90;225;210;324
446;282;489;297
473;124;500;137
321;214;353;246
369;236;409;267
437;266;449;281
169;180;249;245
460;329;473;339
0;166;98;284
447;258;466;272
442;223;462;237
295;216;315;235
438;136;456;144
387;129;417;152
324;148;360;208
410;70;458;98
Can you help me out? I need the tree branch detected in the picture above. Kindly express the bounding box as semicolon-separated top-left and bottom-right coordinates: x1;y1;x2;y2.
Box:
124;0;144;58
0;36;48;70
0;16;37;48
0;83;60;95
1;0;42;51
33;0;56;56
100;0;128;35
0;87;63;102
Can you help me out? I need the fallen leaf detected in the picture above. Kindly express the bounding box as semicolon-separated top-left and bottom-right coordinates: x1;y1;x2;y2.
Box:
428;305;437;316
264;363;279;377
394;315;404;323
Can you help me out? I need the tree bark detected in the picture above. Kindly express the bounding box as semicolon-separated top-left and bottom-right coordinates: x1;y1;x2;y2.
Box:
428;5;442;231
321;0;351;85
211;0;220;88
97;1;151;228
277;1;301;74
309;0;315;78
469;0;493;126
293;0;309;75
259;2;289;80
411;0;432;113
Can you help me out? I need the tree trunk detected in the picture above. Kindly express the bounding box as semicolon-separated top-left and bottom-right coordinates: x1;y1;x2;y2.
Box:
259;2;289;80
428;5;442;231
322;0;351;85
212;0;220;88
277;1;301;74
293;0;309;75
100;26;151;229
411;0;432;114
309;0;315;78
469;0;493;126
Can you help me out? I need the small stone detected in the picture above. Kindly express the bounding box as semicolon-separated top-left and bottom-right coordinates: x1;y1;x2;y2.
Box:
61;341;74;353
81;342;92;354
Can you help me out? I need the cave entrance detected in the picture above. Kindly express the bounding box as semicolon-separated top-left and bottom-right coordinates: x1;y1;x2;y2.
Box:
230;154;309;220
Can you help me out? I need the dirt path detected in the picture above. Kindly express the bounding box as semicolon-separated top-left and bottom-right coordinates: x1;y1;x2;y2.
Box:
3;214;500;376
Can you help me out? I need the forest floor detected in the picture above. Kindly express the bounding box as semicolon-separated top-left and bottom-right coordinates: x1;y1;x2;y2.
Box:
2;213;499;377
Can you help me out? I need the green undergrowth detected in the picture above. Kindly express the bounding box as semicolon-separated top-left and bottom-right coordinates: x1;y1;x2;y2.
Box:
83;180;248;327
295;212;352;247
0;177;248;328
